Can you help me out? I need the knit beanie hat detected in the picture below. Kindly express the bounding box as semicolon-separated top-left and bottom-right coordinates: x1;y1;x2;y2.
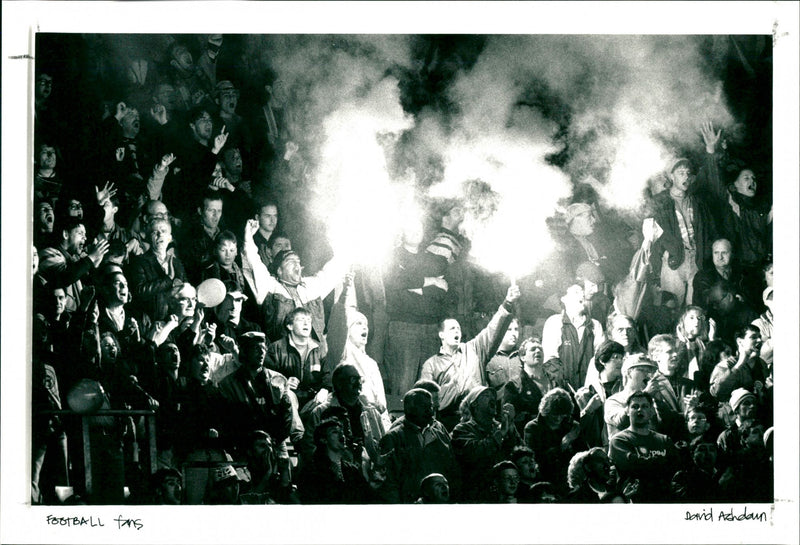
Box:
729;388;755;412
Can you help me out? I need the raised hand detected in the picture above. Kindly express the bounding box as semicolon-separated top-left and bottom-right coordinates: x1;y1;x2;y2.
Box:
95;181;118;206
87;238;111;267
212;125;229;154
150;103;168;125
159;153;176;170
505;283;521;304
244;218;259;241
115;101;128;122
700;121;721;154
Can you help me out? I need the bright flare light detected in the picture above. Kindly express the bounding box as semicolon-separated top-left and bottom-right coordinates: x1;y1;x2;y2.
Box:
315;77;415;267
603;124;670;211
431;133;572;280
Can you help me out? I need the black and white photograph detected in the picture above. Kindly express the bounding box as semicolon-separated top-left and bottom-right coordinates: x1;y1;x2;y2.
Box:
2;2;798;544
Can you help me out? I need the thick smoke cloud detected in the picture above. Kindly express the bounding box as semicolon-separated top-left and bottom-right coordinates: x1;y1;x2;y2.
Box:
244;34;736;276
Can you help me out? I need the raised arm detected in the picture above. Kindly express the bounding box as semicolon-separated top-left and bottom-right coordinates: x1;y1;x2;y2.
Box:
467;284;520;365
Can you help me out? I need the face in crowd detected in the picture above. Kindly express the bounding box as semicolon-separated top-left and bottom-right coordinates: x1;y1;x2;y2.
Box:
277;253;303;285
258;204;278;234
174;284;197;319
610;315;635;349
269;236;292;256
287;311;313;340
712;239;733;271
38;202;55;233
199;197;223;231
626;394;654;429
149;219;173;254
651;341;680;377
499;319;519;352
347;314;369;349
670;163;693;193
63;224;87;255
215;239;237;269
439;318;462;349
38;145;57;171
190;350;213;384
733;169;757;198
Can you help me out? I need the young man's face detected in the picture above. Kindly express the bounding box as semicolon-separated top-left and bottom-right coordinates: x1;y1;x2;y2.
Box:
217;295;243;325
158;476;182;505
499;320;519;352
626;396;654;428
497;468;520;497
269;236;292;256
515;455;537;481
610;316;635;348
323;424;347;454
521;339;544;367
102;198;119;224
38;202;55;232
199;198;223;230
543;409;570;431
52;289;67;317
653;343;679;377
38;145;57;170
190;111;214;141
218;87;239;116
215;240;237;268
670;165;692;192
249;436;275;473
223;148;243;177
439;319;462;348
258;205;278;233
733;169;757;198
64;224;87;254
686;410;710;435
743;424;765;449
347;315;369;349
287;312;312;339
712;240;732;270
737;330;763;358
109;274;129;305
32;246;39;275
190;353;212;383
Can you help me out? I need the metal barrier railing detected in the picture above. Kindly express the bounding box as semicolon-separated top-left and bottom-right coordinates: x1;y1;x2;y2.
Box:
39;409;157;496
